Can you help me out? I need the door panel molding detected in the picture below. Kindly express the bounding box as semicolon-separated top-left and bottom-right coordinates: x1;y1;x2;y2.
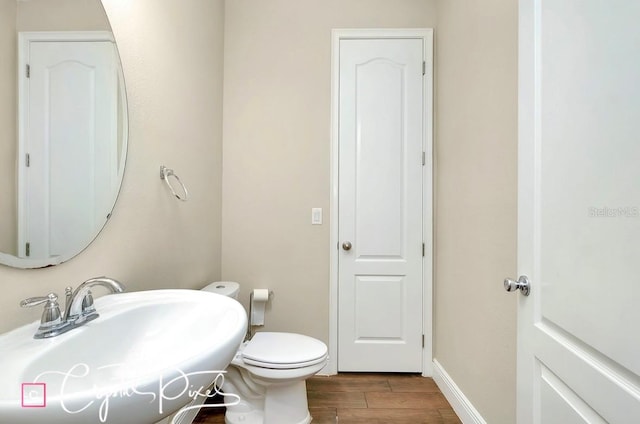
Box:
329;28;433;375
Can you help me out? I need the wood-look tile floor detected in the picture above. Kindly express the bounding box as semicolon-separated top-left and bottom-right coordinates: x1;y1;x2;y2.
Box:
193;373;462;424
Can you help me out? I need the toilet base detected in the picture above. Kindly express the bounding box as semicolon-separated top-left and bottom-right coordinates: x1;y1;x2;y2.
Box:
224;377;313;424
225;410;311;424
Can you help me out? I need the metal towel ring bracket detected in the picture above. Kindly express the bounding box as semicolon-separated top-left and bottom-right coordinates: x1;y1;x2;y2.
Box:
160;165;188;202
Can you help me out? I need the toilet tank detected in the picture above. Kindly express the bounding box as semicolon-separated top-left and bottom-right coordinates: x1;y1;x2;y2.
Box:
202;281;240;299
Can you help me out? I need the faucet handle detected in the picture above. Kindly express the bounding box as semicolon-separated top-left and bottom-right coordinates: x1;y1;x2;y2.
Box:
20;293;63;328
20;292;58;308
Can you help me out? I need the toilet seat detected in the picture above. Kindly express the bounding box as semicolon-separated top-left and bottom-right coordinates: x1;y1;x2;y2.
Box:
241;332;328;369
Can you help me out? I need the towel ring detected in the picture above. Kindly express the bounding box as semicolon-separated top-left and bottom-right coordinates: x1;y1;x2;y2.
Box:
160;166;188;202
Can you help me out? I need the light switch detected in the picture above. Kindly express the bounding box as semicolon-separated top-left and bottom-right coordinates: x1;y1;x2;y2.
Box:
311;208;323;225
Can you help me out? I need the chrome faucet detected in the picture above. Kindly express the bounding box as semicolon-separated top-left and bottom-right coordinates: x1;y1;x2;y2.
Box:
64;277;125;322
20;277;125;339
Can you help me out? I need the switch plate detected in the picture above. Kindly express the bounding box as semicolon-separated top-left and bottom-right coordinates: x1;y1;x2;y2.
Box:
311;208;323;225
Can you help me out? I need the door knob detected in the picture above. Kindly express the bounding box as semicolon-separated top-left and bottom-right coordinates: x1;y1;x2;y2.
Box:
504;275;531;296
342;241;352;251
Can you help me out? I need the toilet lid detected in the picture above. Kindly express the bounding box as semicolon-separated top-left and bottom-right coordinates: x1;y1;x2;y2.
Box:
242;332;328;369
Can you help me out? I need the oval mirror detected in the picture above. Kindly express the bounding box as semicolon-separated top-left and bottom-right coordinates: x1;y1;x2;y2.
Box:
0;0;128;269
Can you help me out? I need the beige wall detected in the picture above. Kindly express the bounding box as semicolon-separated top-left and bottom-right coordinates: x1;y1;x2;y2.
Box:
0;0;225;334
224;1;518;422
16;0;110;31
0;0;17;254
221;0;437;343
434;0;518;423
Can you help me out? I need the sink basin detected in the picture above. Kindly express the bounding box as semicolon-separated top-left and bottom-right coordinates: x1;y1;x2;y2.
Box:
0;289;247;424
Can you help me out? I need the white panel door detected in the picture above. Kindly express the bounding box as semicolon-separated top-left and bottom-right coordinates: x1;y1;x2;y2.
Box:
23;40;117;259
338;38;424;372
517;1;640;422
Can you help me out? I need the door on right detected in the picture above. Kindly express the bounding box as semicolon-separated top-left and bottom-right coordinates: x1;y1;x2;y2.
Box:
517;1;640;422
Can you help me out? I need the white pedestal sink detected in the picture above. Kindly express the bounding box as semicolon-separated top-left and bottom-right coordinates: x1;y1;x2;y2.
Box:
0;289;247;424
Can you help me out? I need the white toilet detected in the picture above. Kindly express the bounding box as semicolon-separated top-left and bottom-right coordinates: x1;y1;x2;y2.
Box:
201;282;328;424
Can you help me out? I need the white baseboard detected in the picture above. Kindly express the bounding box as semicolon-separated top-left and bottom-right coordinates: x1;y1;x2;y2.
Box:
432;359;487;424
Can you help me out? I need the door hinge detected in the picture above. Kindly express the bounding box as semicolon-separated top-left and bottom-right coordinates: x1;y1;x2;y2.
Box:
25;242;30;257
25;153;30;167
422;334;425;348
422;243;425;257
26;64;30;78
422;61;426;75
422;151;425;166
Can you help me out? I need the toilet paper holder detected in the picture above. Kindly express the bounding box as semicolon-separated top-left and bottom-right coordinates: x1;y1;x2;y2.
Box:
247;289;273;340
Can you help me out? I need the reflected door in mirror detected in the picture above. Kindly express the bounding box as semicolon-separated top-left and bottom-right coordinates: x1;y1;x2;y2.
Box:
19;34;119;260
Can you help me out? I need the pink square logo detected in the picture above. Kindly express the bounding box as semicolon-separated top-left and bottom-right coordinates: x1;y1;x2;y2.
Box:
21;383;46;408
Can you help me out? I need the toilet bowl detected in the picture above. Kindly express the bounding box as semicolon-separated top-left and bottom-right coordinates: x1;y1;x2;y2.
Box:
202;282;328;424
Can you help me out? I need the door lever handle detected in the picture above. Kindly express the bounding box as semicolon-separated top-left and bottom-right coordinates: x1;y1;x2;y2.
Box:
504;275;531;296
